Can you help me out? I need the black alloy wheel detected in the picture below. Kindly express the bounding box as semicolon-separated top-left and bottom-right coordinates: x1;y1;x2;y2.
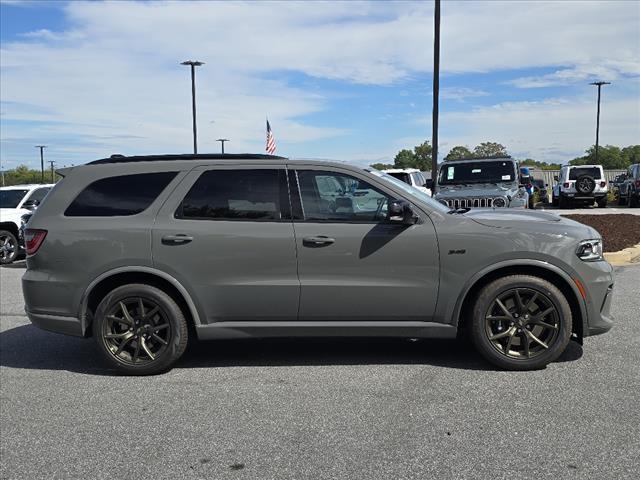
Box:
94;284;188;375
471;275;572;370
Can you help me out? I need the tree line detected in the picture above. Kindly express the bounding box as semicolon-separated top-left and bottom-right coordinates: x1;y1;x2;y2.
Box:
1;164;61;187
371;142;640;172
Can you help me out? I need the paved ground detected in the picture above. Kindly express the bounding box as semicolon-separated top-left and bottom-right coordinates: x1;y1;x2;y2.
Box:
1;262;639;479
536;204;640;216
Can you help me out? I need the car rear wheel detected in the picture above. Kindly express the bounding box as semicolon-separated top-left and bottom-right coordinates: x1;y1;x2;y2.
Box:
630;193;639;208
558;195;570;209
0;230;19;265
596;197;607;208
470;275;572;370
93;284;188;375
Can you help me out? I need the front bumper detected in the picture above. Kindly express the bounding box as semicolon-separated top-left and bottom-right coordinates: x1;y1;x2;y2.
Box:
579;261;614;337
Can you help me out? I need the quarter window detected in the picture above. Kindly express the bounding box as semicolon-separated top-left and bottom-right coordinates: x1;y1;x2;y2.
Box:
26;187;51;204
178;169;286;221
296;170;392;223
65;172;177;217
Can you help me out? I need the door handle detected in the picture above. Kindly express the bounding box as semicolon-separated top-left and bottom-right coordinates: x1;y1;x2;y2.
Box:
161;234;194;245
303;235;335;247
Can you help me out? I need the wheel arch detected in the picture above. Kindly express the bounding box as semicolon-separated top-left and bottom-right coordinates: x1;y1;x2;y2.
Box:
79;267;202;337
0;221;20;238
454;261;586;343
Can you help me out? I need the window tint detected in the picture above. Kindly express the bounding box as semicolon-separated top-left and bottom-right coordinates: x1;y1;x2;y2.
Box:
26;187;51;203
568;167;601;180
65;172;177;217
296;170;392;223
0;190;28;208
386;172;411;185
178;169;285;221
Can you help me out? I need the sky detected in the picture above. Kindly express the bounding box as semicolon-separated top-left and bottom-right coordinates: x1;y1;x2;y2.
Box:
1;0;639;170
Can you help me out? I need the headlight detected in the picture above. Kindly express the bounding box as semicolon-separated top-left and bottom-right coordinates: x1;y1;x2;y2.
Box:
493;197;507;208
576;239;603;262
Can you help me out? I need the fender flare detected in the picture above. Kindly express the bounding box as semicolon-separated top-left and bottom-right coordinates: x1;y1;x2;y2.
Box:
451;259;588;333
79;266;202;334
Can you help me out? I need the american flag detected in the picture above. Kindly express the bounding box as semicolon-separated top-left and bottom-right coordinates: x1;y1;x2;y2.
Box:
266;119;276;154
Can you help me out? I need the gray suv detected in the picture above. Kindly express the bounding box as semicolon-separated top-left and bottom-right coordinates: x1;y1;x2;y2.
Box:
23;154;613;374
435;157;528;209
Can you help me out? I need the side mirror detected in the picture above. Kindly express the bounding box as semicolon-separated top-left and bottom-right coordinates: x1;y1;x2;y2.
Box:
22;199;40;210
388;199;418;225
553;175;559;182
423;179;434;190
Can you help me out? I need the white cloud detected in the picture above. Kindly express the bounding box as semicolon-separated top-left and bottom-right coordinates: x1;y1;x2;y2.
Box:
0;0;638;166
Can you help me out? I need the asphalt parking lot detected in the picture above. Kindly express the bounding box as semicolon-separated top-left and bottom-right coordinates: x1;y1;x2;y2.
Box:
1;262;639;480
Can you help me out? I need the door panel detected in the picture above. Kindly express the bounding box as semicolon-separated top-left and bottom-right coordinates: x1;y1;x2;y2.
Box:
292;168;439;321
152;165;299;323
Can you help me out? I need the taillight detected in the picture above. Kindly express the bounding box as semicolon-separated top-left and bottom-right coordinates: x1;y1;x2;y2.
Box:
636;180;640;188
563;182;570;188
24;229;47;255
600;181;606;188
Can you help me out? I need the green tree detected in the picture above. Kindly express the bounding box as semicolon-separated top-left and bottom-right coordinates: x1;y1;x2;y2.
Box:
621;145;640;166
444;145;473;161
569;145;627;169
370;162;394;170
393;149;417;169
519;158;562;170
473;142;508;158
1;164;58;186
412;141;433;170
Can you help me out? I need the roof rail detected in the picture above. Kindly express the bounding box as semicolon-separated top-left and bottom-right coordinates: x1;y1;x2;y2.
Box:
88;153;287;165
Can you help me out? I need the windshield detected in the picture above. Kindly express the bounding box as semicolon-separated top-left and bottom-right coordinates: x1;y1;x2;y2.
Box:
0;189;29;208
569;167;602;180
438;160;516;185
367;169;450;213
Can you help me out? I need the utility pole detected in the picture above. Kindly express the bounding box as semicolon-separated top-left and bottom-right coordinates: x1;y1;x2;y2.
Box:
181;60;204;154
430;0;441;194
48;161;56;182
216;138;229;154
35;145;46;183
590;81;610;163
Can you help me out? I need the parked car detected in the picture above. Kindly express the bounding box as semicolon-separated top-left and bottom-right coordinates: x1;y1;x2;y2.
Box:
552;165;608;208
617;163;640;207
610;173;627;203
23;153;613;374
532;179;549;205
380;168;432;196
0;184;54;264
435;157;529;209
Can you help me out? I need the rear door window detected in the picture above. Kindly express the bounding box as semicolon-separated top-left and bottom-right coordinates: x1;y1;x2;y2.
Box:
65;172;177;216
176;169;288;221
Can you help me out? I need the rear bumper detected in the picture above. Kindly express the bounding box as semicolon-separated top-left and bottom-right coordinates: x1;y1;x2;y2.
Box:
561;192;607;200
26;309;84;337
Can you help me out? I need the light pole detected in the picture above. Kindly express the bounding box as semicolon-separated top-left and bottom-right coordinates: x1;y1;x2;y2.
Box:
430;0;441;194
181;60;205;154
35;145;46;183
590;81;610;163
48;161;56;182
216;138;229;154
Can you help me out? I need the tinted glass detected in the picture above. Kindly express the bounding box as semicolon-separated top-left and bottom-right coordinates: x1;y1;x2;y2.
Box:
568;167;601;180
26;187;51;203
438;161;516;184
65;172;177;216
297;170;392;223
0;190;28;208
386;172;411;184
178;169;284;221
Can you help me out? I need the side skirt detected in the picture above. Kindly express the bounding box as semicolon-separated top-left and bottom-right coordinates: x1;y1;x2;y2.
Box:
195;321;457;340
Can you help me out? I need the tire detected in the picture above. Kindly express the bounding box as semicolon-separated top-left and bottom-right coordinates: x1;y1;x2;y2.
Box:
552;195;559;207
630;193;639;208
575;174;596;194
618;193;628;206
93;283;188;375
0;230;19;265
558;195;570;209
470;275;572;370
596;197;607;208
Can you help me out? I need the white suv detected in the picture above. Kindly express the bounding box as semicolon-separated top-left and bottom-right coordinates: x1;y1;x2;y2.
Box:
0;184;54;264
381;168;432;196
552;165;608;209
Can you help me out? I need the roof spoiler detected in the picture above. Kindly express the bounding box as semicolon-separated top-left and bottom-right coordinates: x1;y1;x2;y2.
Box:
55;167;74;178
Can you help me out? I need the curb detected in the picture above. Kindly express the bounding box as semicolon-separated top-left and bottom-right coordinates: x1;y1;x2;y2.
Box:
604;244;640;266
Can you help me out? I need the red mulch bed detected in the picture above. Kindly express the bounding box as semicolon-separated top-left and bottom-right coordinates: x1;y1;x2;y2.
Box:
564;214;640;252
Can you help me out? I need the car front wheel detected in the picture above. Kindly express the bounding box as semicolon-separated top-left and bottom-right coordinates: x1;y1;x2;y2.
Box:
0;230;19;265
470;275;572;370
93;283;188;375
